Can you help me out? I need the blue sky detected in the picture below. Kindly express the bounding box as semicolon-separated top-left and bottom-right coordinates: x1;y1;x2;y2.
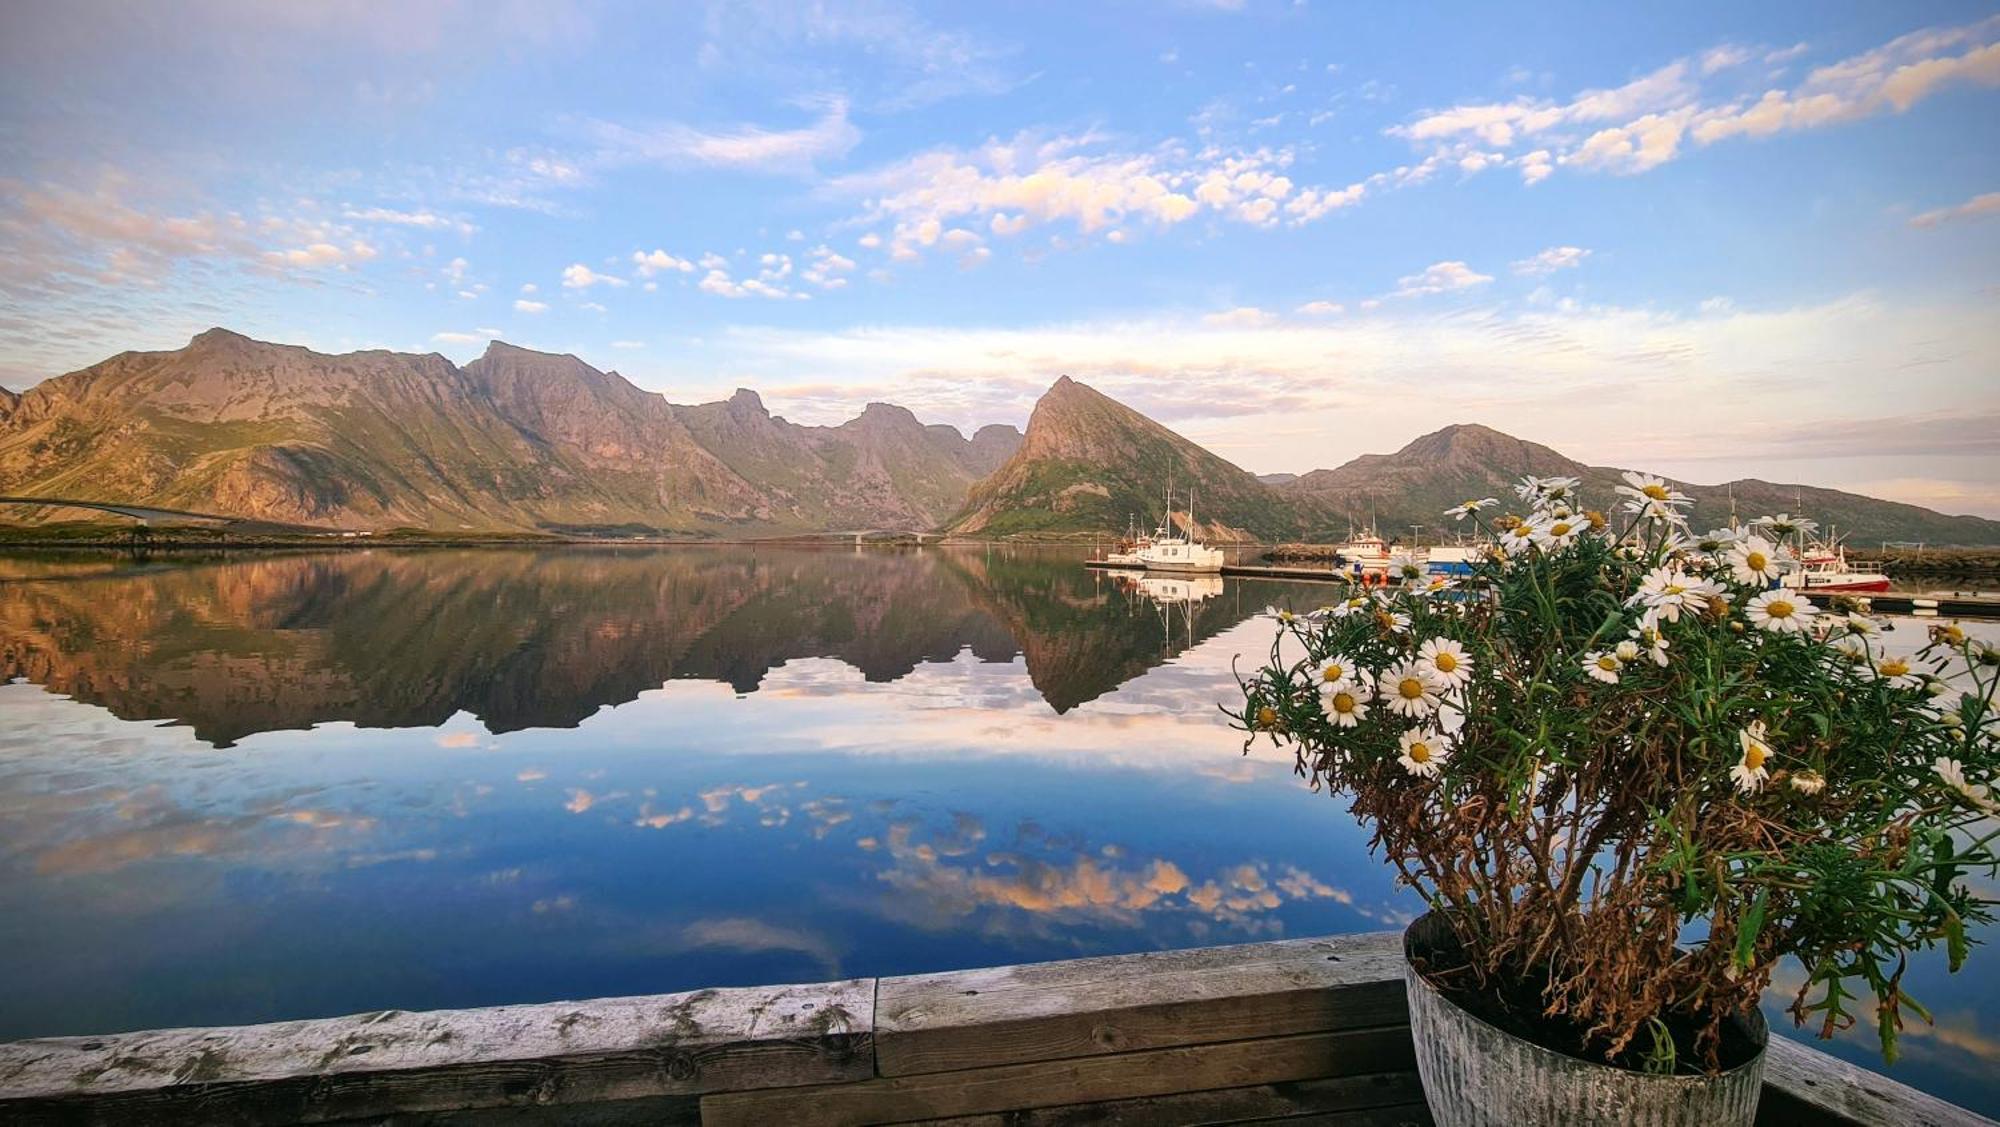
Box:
2;1;1997;513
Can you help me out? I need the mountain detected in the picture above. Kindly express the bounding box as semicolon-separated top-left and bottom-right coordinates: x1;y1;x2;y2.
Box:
945;376;1306;540
1278;423;2000;546
0;330;1020;534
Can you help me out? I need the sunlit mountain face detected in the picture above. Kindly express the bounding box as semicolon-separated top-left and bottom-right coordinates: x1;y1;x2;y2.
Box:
0;546;1995;1115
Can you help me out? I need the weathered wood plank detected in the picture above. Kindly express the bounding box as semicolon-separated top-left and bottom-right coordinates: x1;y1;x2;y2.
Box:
1756;1035;1996;1127
877;932;1407;1076
903;1070;1425;1125
326;1091;701;1126
0;979;872;1126
702;1024;1417;1127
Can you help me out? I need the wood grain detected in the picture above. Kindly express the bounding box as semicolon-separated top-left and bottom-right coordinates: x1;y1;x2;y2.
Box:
702;1024;1417;1127
877;932;1407;1077
1756;1035;1996;1127
904;1070;1428;1126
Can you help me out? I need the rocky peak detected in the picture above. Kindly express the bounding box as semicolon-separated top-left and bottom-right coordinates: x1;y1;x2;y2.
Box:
844;401;923;433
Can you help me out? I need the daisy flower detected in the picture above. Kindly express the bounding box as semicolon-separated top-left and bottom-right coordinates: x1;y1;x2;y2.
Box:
1732;722;1775;794
1378;662;1442;718
1397;728;1453;778
1930;622;1968;647
1873;655;1923;689
1530;515;1585;549
1934;757;1998;813
1267;605;1299;624
1697;526;1745;553
1617;471;1691;508
1374;607;1412;635
1495;522;1538;556
1726;536;1787;586
1631;567;1721;623
1582;651;1622;684
1613;639;1641;663
1416;637;1473;689
1319;685;1370;728
1628;623;1670;667
1746;588;1816;634
1789;769;1826;796
1446;498;1498;521
1753;513;1819;542
1312;654;1359;691
1328;595;1372;619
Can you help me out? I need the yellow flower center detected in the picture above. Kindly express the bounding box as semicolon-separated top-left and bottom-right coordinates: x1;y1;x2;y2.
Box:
1550;522;1572;536
1642;483;1670;501
1665;583;1685;596
1766;599;1795;619
1434;653;1458;674
1408;742;1431;764
1255;706;1278;728
1331;692;1357;713
1880;658;1909;677
1596;656;1619;671
1745;551;1767;571
1322;665;1345;682
1397;677;1425;700
1744;744;1768;772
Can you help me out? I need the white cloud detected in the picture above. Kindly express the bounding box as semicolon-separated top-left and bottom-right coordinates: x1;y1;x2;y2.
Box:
513;299;548;313
264;240;378;268
561;262;626;289
1391;260;1493;297
1511;246;1591;276
632;248;695;276
431;330;498;344
611;340;646;349
1204;307;1277;328
520;282;538;294
1296;300;1344;316
341;206;475;236
1909;190;2000;228
1699;44;1754;75
584;98;860;174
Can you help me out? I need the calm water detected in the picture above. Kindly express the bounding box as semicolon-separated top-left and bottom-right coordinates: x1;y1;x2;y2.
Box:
0;546;1993;1114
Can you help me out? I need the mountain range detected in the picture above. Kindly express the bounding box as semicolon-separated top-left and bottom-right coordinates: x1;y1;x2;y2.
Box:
3;328;1995;545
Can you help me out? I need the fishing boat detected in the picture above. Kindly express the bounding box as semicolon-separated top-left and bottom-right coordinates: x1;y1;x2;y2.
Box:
1098;515;1153;566
1333;528;1394;575
1782;538;1892;594
1134;489;1225;573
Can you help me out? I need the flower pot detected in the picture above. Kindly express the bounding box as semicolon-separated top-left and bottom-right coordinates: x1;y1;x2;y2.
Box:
1402;913;1767;1127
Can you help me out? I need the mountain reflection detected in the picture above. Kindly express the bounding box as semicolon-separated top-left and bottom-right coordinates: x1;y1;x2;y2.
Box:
0;546;1292;745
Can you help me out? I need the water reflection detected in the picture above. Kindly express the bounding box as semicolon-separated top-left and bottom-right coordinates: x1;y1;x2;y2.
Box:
0;547;1993;1116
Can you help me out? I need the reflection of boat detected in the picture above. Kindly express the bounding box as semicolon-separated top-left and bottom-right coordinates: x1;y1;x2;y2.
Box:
1783;538;1891;594
1136;574;1224;603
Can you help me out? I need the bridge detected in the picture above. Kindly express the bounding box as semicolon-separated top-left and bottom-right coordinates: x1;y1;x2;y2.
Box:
0;496;246;527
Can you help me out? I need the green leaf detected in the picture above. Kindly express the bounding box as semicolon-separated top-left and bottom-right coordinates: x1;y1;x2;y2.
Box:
1733;888;1769;972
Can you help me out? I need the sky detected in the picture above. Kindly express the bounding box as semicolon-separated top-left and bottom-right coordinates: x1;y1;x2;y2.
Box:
1;1;1997;514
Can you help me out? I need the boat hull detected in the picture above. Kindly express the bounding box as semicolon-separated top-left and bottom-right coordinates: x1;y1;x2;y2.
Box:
1801;577;1893;593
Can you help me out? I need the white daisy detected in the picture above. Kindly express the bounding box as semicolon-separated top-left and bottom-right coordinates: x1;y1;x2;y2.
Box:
1789;769;1826;796
1628;623;1670;667
1312;654;1359;691
1446;498;1498;521
1726;536;1787;586
1753;513;1819;542
1377;662;1442;718
1613;639;1641;663
1631;567;1721;623
1267;605;1299;625
1416;637;1473;689
1582;650;1622;684
1373;607;1412;634
1530;515;1585;549
1732;722;1775;794
1934;757;1998;813
1872;654;1923;689
1397;727;1453;778
1328;595;1372;619
1495;522;1538;556
1746;588;1816;634
1319;684;1370;728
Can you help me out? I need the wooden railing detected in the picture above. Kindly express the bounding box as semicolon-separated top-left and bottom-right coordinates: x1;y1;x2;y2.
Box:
0;932;1987;1125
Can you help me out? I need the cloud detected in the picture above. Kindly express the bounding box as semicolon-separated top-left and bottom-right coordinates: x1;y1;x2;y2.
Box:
583;98;860;174
1909;191;2000;228
1511;246;1591;276
430;329;502;344
340;206;475;236
561;262;626;289
631;249;695;277
610;339;645;350
1296;300;1344;316
1389;19;2000;183
513;298;548;313
1391;260;1493;297
1203;306;1277;328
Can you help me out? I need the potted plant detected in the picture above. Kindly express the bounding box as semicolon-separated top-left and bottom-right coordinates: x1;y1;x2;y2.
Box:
1231;474;1998;1126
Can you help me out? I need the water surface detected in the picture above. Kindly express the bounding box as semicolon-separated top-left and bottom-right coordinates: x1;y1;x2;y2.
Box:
0;545;1992;1114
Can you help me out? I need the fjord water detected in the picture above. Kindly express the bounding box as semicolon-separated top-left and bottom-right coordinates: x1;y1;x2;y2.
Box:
0;546;1993;1114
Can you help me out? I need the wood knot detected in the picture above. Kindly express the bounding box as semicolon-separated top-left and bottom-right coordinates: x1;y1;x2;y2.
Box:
1090;1024;1127;1050
666;1052;699;1082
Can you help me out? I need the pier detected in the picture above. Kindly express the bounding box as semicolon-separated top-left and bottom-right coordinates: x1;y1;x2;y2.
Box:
1085;560;2000;619
0;932;1984;1125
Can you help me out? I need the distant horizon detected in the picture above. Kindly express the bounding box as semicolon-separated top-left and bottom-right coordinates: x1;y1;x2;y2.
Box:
2;3;1995;513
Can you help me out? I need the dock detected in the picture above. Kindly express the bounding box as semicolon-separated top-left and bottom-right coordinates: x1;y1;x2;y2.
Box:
1085;560;2000;619
0;931;1985;1125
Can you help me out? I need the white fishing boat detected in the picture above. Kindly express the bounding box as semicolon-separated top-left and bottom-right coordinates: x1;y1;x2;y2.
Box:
1333;528;1393;574
1134;489;1226;573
